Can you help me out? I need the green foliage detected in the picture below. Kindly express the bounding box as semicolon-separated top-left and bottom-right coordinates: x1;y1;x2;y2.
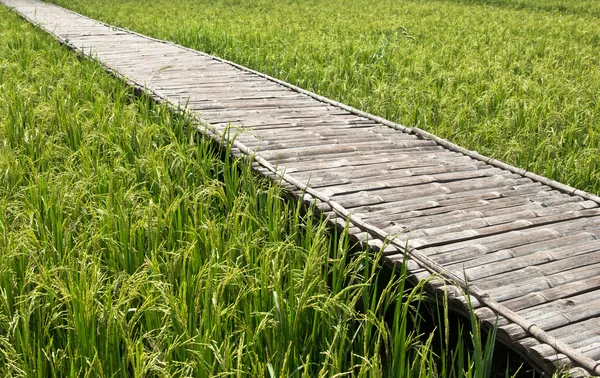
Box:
45;0;600;194
0;7;507;377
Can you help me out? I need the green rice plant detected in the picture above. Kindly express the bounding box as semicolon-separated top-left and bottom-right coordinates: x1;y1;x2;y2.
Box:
465;284;499;378
440;0;600;17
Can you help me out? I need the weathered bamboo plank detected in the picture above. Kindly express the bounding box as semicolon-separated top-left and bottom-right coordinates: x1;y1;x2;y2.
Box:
344;185;552;227
495;270;600;308
388;198;594;238
335;178;532;213
245;137;390;151
223;118;381;129
412;225;562;259
300;159;488;177
354;187;566;224
448;234;599;273
305;165;498;190
477;289;600;330
407;209;600;249
514;318;600;353
402;205;600;244
280;154;471;174
459;233;599;287
313;169;512;198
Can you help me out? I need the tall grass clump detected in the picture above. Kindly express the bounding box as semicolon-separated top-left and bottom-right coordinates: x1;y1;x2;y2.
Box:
0;7;512;378
47;0;600;194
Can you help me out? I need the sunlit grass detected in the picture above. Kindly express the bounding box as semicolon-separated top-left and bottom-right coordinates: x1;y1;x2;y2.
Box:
0;6;511;377
45;0;600;194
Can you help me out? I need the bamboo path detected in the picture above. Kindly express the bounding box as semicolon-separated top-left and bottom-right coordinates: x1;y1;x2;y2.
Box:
3;0;600;376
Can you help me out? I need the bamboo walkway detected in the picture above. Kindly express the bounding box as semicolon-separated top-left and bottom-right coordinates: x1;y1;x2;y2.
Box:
4;0;600;375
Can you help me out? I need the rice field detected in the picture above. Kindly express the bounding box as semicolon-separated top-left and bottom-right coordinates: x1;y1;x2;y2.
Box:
0;5;520;377
46;0;600;195
3;0;597;376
